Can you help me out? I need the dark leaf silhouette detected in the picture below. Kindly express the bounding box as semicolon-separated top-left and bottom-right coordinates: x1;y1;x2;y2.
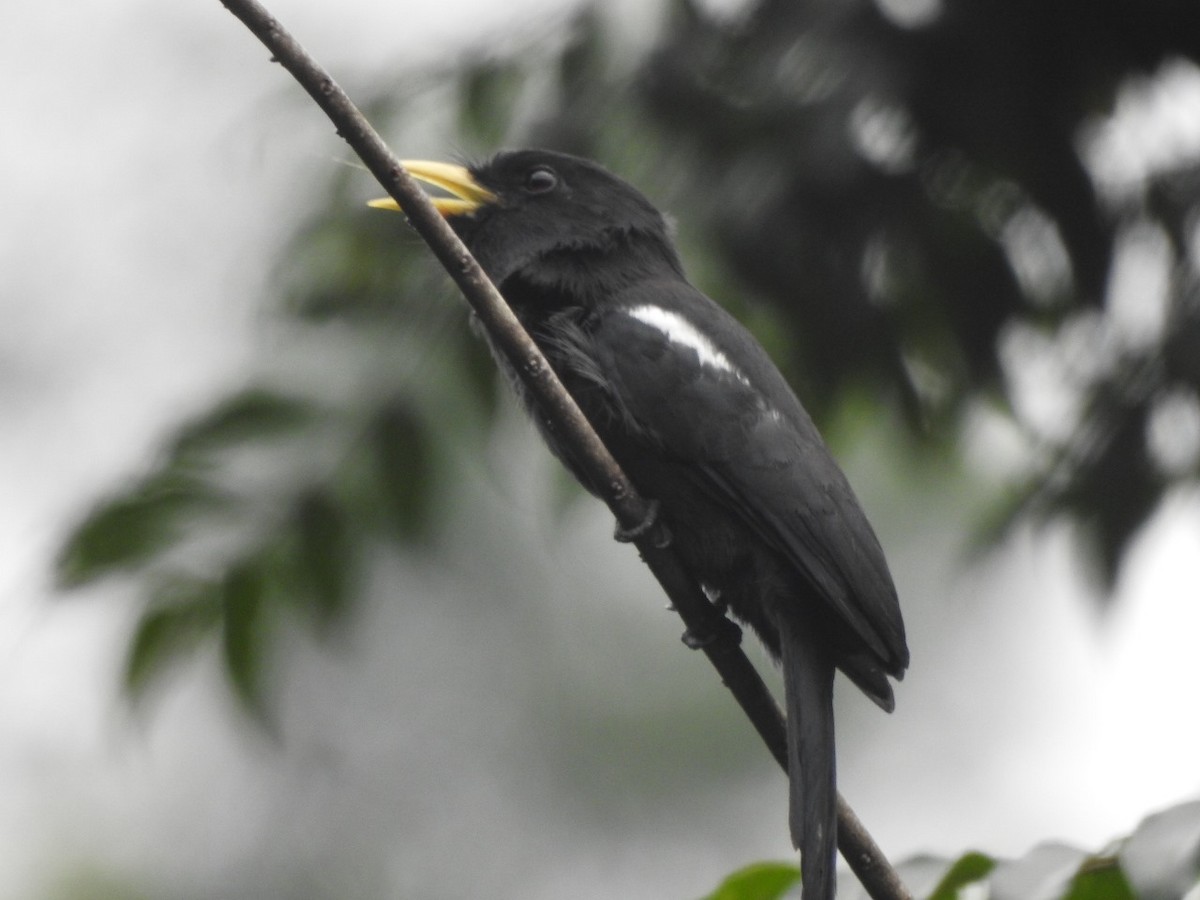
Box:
57;471;229;587
372;401;437;543
169;389;317;461
293;488;356;625
124;576;222;700
926;851;996;900
221;558;270;713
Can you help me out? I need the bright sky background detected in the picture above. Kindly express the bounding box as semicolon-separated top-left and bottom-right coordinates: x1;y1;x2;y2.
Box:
3;1;1200;897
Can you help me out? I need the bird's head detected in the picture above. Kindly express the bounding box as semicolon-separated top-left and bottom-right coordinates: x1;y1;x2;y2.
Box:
371;149;681;298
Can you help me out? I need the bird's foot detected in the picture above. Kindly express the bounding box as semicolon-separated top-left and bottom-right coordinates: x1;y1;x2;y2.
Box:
613;499;671;547
681;615;742;650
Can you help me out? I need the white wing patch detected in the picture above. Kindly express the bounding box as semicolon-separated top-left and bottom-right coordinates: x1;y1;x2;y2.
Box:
626;305;749;385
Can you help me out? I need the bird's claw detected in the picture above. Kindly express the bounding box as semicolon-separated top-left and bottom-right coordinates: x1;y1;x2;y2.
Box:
680;616;742;650
681;629;710;650
613;499;671;547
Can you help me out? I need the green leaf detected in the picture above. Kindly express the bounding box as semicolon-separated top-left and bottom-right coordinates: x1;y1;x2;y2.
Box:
927;851;996;900
124;576;222;700
294;489;355;625
221;559;270;714
57;471;227;587
450;324;502;427
372;402;436;542
702;861;801;900
169;388;317;461
1061;857;1135;900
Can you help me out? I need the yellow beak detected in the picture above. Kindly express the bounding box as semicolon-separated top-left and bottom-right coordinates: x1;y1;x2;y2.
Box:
368;161;496;217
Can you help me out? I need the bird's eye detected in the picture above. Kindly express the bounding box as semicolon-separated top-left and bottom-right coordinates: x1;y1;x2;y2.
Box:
524;167;558;194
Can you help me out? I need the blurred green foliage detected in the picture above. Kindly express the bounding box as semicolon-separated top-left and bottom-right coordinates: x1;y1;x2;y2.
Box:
57;469;232;588
845;799;1194;898
702;861;800;900
1063;861;1136;900
924;851;996;900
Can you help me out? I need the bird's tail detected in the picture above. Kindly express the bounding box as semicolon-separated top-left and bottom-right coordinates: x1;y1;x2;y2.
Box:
781;623;837;900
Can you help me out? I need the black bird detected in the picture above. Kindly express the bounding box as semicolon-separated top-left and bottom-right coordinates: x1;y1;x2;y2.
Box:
373;150;908;899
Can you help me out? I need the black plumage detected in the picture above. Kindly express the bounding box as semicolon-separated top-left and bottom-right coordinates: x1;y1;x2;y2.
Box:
378;149;908;900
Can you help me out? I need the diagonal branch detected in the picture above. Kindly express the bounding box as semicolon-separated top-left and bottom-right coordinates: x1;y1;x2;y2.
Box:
216;2;911;897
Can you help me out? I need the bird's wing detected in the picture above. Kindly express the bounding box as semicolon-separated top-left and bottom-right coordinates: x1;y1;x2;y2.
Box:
586;282;907;673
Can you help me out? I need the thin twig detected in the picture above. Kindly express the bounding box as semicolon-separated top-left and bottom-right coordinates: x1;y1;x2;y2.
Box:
216;3;912;897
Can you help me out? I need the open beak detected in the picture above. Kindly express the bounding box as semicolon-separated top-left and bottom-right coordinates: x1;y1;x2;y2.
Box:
368;161;496;218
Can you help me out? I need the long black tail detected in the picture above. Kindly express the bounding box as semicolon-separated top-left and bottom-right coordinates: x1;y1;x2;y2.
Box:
781;624;837;900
